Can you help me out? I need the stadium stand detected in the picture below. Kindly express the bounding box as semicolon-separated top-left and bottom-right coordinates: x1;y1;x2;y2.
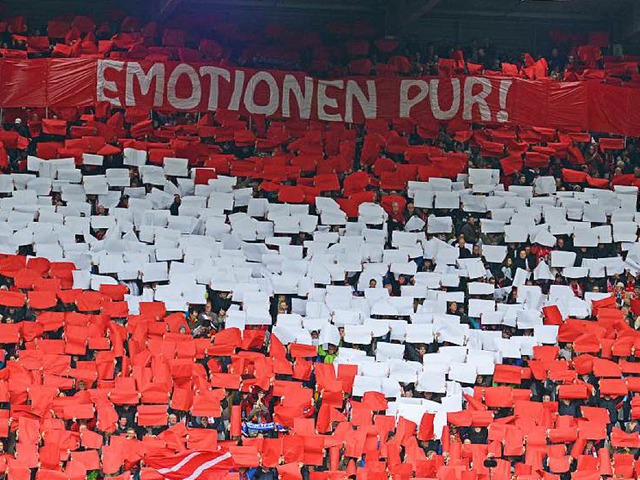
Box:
0;4;636;480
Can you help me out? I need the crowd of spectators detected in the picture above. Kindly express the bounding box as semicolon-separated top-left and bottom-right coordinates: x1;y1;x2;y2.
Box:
0;7;630;82
0;6;634;480
0;92;631;480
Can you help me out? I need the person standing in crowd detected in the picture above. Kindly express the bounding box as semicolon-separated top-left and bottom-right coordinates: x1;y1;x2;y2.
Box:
170;194;181;216
459;215;479;245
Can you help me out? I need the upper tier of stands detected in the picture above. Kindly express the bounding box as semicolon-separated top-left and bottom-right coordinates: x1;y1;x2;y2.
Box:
0;11;633;83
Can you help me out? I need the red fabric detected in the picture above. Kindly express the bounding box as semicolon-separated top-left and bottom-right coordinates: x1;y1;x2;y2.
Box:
558;384;590;399
417;412;435;441
562;168;588;183
542;306;563;325
363;392;388;412
599;379;628;396
493;365;523;385
611;427;640;448
500;155;523;176
599;138;624;151
586;176;609;188
137;405;168;426
41;119;67;136
524;151;550;168
146;450;234;480
0;59;629;135
0;291;25;307
289;344;318;358
592;358;622;378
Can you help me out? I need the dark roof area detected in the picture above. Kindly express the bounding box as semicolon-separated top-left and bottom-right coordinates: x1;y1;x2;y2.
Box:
424;0;634;21
0;0;633;27
165;0;633;23
0;0;634;40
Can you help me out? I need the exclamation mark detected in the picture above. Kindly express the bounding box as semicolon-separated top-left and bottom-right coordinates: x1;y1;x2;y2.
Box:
497;80;512;123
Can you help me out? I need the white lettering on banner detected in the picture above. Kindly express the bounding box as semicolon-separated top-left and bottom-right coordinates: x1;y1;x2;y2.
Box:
430;79;461;120
244;71;279;116
399;80;428;118
345;80;377;123
282;75;313;120
199;66;231;111
96;60;124;107
228;70;245;111
125;63;165;108
96;62;514;123
497;80;513;123
463;77;492;121
317;80;344;122
167;64;202;110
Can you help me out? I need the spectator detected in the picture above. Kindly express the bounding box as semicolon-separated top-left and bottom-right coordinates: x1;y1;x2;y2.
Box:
170;194;181;216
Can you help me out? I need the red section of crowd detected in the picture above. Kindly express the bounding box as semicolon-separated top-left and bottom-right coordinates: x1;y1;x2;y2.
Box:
0;9;633;84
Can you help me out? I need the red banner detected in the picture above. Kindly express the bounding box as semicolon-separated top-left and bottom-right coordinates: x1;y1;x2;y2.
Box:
0;58;638;136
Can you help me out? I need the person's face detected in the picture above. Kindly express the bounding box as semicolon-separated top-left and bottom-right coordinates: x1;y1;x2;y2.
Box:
327;345;337;354
126;429;136;439
369;279;377;288
168;414;177;425
449;302;457;312
519;250;526;259
458;237;465;248
278;301;288;312
417;345;427;356
119;417;127;428
392;202;399;214
407;203;415;213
